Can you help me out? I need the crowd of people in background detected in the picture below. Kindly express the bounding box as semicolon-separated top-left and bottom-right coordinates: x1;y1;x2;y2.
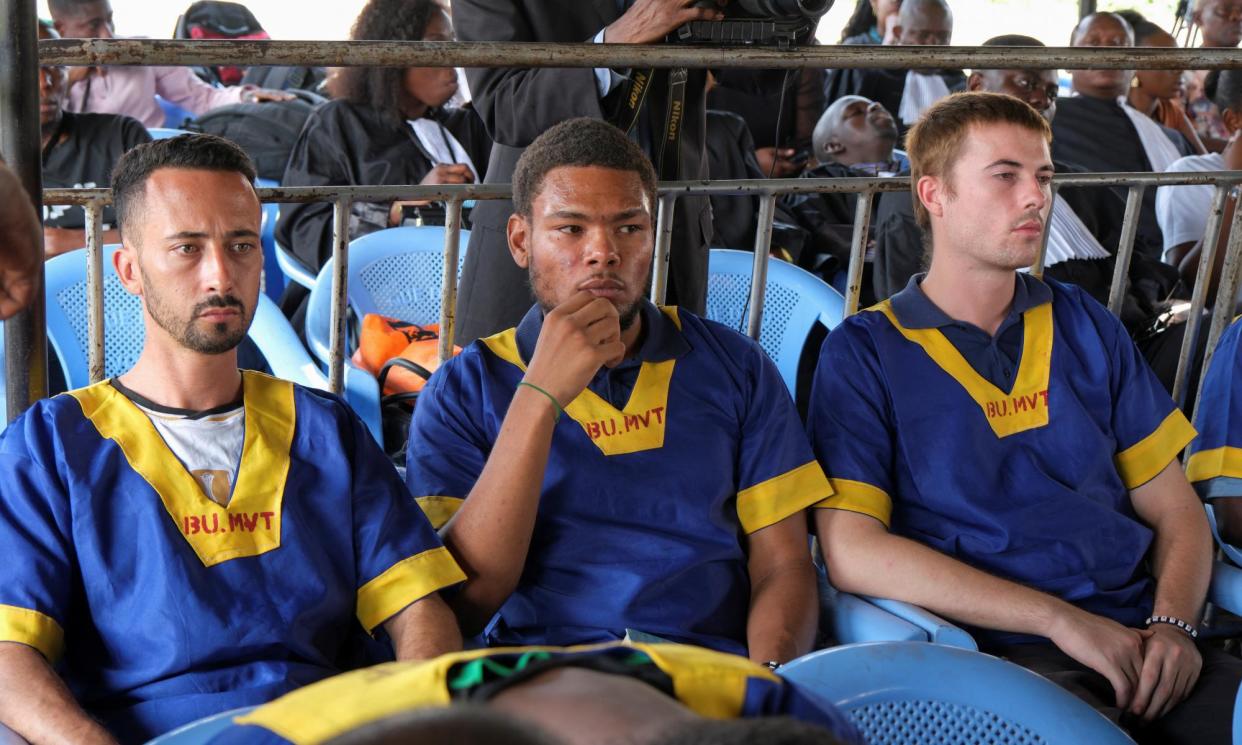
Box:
4;0;1242;743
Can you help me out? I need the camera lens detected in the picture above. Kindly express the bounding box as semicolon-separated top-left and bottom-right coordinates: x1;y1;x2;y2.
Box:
737;0;833;18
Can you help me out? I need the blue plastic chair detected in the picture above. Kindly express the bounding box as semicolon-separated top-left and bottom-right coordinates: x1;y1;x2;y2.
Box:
147;127;194;140
43;245;328;391
255;178;285;301
303;226;470;447
145;706;257;745
276;238;317;291
706;248;844;399
781;642;1136;745
155;96;195;130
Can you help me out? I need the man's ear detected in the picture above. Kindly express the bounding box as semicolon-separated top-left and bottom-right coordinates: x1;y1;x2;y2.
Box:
826;138;845;155
916;174;947;221
889;22;904;43
1223;107;1242;135
507;213;531;269
113;240;143;297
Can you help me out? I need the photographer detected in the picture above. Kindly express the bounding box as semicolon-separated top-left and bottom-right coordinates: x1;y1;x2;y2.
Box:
450;0;725;343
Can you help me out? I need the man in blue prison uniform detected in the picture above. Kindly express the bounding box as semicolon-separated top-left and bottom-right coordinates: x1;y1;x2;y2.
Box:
205;642;862;745
406;118;829;665
809;92;1242;745
0;135;466;744
1187;317;1242;547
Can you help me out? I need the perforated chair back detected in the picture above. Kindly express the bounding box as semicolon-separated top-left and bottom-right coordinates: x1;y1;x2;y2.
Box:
304;226;470;365
146;706;258;744
780;642;1135;745
705;249;844;398
44;245;328;390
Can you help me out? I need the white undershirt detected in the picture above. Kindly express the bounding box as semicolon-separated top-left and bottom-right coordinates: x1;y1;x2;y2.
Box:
135;402;246;507
407;118;479;181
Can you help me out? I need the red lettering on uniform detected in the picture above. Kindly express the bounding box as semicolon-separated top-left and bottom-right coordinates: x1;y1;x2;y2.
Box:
184;516;199;535
243;512;259;531
1039;390;1049;407
651;407;665;424
601;418;617;436
986;402;997;418
260;512;275;530
1014;395;1028;412
586;421;601;439
228;513;246;532
201;513;220;534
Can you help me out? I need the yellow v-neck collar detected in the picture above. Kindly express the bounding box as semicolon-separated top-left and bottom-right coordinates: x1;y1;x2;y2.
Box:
70;371;295;566
876;299;1054;438
481;307;681;456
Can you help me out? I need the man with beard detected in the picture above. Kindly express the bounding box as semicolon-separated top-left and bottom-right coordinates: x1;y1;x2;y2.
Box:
809;93;1241;745
0;135;466;744
405;119;826;664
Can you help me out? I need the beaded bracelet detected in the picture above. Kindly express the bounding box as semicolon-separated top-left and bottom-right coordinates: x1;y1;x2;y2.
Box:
1144;615;1199;639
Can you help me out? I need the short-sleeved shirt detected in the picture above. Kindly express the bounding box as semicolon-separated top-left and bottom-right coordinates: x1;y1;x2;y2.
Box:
206;642;862;745
42;111;151;230
1155;152;1227;262
807;275;1195;646
1187;317;1242;500
406;301;831;655
0;371;465;742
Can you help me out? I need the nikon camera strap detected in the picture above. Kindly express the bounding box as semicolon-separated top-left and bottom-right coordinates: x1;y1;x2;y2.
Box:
609;67;688;181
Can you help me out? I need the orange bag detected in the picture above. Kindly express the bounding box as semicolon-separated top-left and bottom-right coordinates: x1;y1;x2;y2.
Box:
353;314;460;396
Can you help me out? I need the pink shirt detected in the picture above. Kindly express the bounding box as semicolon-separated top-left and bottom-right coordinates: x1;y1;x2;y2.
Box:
65;64;247;128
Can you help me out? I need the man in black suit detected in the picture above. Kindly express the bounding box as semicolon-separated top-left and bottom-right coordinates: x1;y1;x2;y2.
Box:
451;0;721;343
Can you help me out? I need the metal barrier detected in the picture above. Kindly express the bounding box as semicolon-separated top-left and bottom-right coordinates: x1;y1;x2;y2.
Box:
41;168;1242;424
7;30;1242;419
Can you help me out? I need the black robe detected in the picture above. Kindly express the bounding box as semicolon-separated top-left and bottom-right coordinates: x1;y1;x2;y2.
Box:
1050;95;1194;259
781;162;882;282
275;98;492;275
823;67;966;139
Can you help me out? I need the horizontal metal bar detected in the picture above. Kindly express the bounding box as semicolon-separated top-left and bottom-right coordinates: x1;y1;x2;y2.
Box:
39;39;1242;70
41;170;1242;207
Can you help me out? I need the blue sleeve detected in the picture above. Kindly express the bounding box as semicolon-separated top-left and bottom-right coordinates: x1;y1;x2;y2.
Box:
1188;318;1242;497
805;319;898;528
344;400;465;634
1084;295;1197;489
591;27;625;98
734;341;832;534
0;408;76;663
404;355;493;529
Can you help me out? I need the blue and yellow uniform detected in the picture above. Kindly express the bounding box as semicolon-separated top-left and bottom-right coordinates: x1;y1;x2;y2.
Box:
809;275;1195;645
206;642;862;744
406;301;832;655
0;371;466;742
1187;317;1242;502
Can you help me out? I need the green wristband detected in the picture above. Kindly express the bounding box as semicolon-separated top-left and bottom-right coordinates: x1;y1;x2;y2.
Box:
517;381;563;423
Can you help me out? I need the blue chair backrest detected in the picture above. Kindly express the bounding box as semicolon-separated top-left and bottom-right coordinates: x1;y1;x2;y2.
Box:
304;226;470;365
43;245;327;390
146;706;257;744
255;178;285;301
781;642;1135;745
1206;503;1242;567
706;249;844;398
147;127;194;140
155;96;195;130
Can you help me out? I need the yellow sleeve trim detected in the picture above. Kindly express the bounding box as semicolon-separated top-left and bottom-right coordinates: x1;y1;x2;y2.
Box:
736;461;832;534
415;496;465;530
1186;446;1242;484
814;479;892;528
1115;410;1198;490
0;604;64;663
356;546;467;633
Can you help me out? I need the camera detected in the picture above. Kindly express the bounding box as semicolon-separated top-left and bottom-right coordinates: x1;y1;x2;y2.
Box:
673;0;833;47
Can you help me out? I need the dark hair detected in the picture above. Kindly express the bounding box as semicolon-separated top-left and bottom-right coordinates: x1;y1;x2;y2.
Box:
336;0;438;123
323;705;564;745
1071;11;1134;45
981;33;1044;47
111;133;257;235
839;0;878;41
511;118;657;219
648;716;848;745
1113;9;1165;44
1209;69;1242;114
